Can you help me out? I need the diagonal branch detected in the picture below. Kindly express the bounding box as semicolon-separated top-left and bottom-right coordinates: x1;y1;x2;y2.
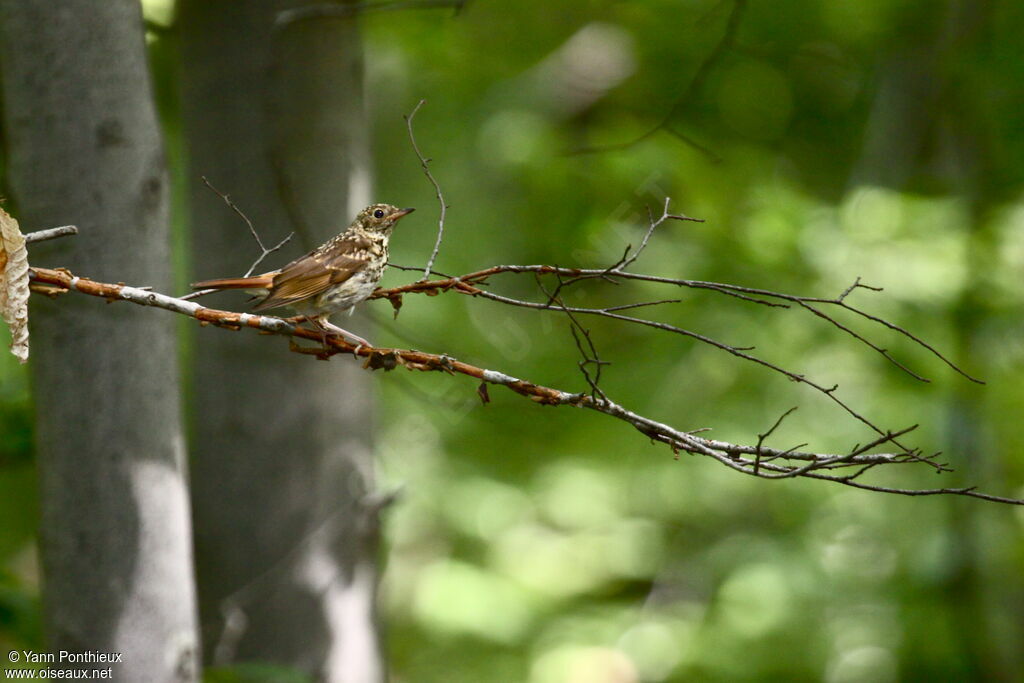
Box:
26;265;1022;506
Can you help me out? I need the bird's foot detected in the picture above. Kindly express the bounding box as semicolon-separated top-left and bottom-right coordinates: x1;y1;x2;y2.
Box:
320;320;372;348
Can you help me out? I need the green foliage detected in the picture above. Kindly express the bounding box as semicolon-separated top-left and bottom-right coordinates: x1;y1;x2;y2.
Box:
0;568;42;655
0;341;39;655
204;663;312;683
362;0;1024;680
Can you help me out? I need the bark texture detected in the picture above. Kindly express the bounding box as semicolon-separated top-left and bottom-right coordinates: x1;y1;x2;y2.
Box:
178;1;381;680
0;1;198;681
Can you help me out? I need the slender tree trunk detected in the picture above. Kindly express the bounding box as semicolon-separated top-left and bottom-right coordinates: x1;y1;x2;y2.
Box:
0;2;199;681
178;1;381;680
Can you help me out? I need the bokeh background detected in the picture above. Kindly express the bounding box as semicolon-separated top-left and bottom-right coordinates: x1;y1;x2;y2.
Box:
3;0;1024;680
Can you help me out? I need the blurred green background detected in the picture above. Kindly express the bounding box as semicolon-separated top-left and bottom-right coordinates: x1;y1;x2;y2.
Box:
4;0;1024;680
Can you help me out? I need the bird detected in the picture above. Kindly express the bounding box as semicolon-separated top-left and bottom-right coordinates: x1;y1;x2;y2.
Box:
191;203;414;347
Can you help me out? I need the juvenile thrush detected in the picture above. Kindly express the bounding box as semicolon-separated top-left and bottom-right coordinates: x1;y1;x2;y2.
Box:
191;203;414;346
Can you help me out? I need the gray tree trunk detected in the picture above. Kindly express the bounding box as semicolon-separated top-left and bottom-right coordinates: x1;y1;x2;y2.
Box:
0;2;199;681
178;1;381;680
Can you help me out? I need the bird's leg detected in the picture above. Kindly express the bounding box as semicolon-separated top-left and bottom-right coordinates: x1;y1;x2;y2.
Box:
316;316;372;348
309;317;331;352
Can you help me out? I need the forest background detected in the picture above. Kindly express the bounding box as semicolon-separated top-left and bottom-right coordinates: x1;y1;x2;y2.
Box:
1;0;1023;681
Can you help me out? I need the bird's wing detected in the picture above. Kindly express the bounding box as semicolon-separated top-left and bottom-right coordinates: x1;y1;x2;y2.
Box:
251;235;371;312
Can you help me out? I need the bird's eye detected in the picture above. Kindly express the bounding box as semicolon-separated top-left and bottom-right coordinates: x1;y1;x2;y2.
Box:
373;209;385;219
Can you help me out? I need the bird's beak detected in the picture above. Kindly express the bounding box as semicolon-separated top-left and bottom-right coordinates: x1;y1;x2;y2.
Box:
393;207;415;220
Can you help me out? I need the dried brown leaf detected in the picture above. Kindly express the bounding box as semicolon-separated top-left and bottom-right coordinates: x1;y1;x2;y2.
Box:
364;350;400;371
0;207;29;363
387;293;403;319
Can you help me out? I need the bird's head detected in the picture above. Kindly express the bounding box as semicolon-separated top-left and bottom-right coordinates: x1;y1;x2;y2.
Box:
356;204;415;234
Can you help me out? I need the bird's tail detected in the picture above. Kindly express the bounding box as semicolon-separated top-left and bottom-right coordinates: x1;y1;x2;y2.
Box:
190;275;273;290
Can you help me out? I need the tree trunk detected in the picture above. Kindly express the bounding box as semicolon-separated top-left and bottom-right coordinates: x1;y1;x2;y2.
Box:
178;1;381;680
0;2;199;681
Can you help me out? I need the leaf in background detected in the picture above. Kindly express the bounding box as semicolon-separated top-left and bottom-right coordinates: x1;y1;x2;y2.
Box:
0;207;29;363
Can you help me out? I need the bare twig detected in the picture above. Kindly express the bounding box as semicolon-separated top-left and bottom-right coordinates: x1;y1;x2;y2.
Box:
618;198;704;271
27;265;1022;506
571;0;747;156
374;263;968;452
568;323;608;400
375;201;985;471
404;100;448;281
535;272;610;400
276;0;467;27
182;178;295;302
24;225;78;244
246;234;295;278
376;260;983;385
754;406;797;475
602;299;681;312
200;176;295;277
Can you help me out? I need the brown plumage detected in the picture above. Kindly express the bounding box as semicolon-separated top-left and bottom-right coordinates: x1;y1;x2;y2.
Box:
189;274;274;291
192;203;414;345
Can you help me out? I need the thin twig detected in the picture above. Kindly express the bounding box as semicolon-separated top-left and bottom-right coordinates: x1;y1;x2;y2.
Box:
24;225;78;244
404;100;448;281
371;262;983;384
754;407;797;475
276;0;467;27
602;299;681;312
615;198;704;272
246;232;295;278
183;178;295;301
373;209;982;466
200;176;295;277
536;272;610;400
376;267;936;451
571;0;747;156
